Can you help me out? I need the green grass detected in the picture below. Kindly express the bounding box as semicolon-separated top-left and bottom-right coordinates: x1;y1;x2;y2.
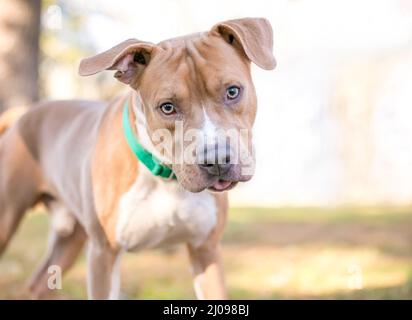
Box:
230;206;412;225
1;206;412;299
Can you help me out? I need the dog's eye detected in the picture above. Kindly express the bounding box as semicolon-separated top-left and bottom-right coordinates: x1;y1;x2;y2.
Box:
226;86;240;100
160;102;176;115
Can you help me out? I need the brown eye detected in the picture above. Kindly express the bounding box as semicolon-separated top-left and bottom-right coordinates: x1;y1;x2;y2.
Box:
226;86;240;100
160;102;176;115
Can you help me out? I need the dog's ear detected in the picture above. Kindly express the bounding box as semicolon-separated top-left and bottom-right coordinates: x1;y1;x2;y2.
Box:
78;39;158;84
210;17;276;70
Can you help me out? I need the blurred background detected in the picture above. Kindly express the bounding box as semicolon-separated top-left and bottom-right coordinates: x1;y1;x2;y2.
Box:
1;0;412;299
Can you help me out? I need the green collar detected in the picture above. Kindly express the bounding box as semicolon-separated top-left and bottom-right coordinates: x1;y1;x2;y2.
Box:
122;101;176;180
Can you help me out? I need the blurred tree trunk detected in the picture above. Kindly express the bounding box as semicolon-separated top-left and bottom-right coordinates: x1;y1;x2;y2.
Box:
0;0;41;111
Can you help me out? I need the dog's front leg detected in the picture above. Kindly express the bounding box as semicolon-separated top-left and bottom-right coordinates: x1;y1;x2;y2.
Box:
87;241;121;300
187;243;227;300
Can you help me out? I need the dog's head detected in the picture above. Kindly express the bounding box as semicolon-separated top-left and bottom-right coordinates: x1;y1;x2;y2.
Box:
79;17;276;193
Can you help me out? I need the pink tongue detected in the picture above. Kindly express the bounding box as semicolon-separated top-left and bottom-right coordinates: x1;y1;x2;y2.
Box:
212;180;232;191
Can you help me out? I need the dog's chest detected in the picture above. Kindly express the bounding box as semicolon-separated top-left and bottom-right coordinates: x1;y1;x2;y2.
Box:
115;175;217;251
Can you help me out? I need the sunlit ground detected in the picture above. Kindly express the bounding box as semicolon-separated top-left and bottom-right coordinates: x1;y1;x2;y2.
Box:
1;206;412;299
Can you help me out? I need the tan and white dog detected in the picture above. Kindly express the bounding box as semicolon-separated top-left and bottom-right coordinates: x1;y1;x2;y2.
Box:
0;17;276;299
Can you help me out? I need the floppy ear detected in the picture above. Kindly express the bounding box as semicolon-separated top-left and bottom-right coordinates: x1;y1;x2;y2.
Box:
210;17;276;70
78;39;158;84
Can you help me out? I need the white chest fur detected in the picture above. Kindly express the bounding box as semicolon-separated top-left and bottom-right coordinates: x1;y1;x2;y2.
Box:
116;171;217;251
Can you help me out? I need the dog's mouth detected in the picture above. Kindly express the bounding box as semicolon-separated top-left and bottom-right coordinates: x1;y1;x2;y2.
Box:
207;179;238;192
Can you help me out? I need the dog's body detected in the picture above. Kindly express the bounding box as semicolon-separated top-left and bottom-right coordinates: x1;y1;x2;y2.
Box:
0;18;275;299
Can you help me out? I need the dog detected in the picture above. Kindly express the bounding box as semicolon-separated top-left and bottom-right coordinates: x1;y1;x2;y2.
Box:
0;17;276;299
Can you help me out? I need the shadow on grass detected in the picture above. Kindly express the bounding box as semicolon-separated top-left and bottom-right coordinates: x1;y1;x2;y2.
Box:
224;206;412;259
229;282;412;300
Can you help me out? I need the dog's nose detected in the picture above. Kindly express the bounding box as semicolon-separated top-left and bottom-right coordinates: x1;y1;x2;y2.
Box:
198;145;232;176
200;162;232;176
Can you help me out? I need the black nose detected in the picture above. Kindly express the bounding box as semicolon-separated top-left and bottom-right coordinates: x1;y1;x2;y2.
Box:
200;162;232;176
198;145;232;176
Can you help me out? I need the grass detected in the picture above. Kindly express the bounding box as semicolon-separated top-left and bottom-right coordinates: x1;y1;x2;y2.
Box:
1;206;412;299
